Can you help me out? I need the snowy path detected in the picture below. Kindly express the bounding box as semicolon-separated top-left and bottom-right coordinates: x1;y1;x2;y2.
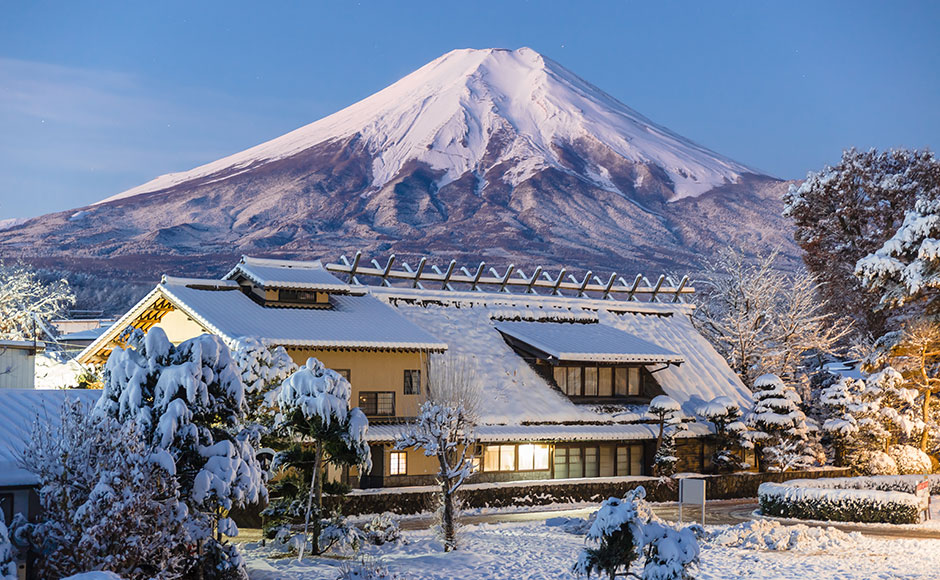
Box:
242;518;940;580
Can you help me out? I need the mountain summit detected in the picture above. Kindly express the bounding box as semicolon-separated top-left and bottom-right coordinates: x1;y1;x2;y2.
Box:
103;47;754;205
0;47;794;288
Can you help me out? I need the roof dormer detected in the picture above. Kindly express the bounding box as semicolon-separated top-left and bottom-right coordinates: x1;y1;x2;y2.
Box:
224;256;356;308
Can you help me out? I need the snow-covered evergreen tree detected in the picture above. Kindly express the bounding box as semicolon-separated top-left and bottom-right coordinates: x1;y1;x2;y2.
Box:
231;336;297;427
697;396;748;472
95;327;266;579
785;147;938;337
746;374;817;471
856;194;940;314
649;396;684;477
15;399;189;580
394;354;478;552
274;357;371;558
0;261;74;340
0;511;15;580
819;376;869;466
574;486;698;580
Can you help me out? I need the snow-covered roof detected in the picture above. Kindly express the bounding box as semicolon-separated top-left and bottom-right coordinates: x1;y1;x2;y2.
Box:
495;320;683;364
366;421;711;443
224;256;353;292
157;280;447;351
373;287;750;424
0;389;100;487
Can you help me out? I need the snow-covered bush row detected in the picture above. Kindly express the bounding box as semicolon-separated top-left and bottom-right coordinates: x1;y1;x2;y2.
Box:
758;479;928;524
710;519;861;552
778;474;940;495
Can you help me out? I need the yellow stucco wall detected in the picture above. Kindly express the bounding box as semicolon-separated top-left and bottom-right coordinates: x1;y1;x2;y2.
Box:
152;308;209;343
287;349;428;418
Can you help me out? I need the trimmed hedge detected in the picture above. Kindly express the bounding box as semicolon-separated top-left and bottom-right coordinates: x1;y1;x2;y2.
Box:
758;476;934;524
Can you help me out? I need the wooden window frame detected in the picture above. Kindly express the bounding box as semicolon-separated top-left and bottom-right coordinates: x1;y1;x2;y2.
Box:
389;451;407;476
552;364;649;399
554;443;644;478
359;391;395;416
335;369;351;382
403;369;421;395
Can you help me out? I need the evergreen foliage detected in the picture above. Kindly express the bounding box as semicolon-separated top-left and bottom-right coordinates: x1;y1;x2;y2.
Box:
746;374;817;471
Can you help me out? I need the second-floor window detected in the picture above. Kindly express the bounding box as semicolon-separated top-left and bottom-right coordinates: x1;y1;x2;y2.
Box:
552;366;643;397
403;369;421;395
359;391;395;416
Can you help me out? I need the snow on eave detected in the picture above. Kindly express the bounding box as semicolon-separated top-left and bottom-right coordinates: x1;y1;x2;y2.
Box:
364;421;711;443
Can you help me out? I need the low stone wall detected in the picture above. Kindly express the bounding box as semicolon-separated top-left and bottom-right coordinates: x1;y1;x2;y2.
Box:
321;467;852;516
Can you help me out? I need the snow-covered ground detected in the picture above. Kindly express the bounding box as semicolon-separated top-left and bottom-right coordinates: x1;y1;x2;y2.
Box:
241;517;940;580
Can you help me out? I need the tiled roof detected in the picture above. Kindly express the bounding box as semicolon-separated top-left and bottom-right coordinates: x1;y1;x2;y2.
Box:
494;320;684;364
0;389;101;487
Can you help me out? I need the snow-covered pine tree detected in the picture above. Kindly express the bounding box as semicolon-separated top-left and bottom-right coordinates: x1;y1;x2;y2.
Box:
819;376;871;466
697;396;748;472
274;357;371;558
573;486;699;580
231;336;297;428
0;510;15;580
95;327;266;579
785;147;938;338
16;399;189;580
649;395;685;476
745;374;816;471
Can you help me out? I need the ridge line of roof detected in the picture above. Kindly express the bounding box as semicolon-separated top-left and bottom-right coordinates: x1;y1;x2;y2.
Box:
370;286;691;314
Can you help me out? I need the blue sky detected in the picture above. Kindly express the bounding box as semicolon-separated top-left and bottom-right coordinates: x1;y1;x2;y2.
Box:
1;1;938;219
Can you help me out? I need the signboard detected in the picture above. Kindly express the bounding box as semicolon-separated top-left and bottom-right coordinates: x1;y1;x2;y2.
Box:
916;478;930;521
678;478;706;526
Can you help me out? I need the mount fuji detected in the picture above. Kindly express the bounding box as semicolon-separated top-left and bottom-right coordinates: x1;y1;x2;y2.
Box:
0;47;795;296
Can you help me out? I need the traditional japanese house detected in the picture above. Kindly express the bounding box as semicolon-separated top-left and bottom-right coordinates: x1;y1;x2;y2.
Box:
78;255;751;488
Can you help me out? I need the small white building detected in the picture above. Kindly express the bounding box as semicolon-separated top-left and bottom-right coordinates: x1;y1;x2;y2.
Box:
0;341;44;389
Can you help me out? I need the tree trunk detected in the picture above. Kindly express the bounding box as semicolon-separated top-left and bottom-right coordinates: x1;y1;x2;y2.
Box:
299;440;324;559
438;453;456;551
921;388;932;452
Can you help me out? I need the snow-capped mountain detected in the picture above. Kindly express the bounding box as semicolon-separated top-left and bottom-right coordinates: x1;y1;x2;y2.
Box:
0;47;796;290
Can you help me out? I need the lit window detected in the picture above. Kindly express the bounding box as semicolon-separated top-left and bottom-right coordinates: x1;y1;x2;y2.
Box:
483;445;518;471
628;368;641;396
404;370;421;395
517;444;550;471
389;451;407;476
584;367;598;396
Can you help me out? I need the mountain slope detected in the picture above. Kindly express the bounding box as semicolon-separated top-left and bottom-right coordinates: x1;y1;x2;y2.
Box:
0;47;796;295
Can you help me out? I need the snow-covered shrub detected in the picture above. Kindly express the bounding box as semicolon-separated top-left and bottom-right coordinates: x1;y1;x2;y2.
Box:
861;451;899;475
337;557;401;580
746;374;818;471
0;512;15;580
758;480;925;524
360;512;403;545
274;357;371;558
574;487;698;580
318;513;362;554
60;573;127;580
94;328;266;579
15;398;190;580
711;519;860;552
889;444;932;474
